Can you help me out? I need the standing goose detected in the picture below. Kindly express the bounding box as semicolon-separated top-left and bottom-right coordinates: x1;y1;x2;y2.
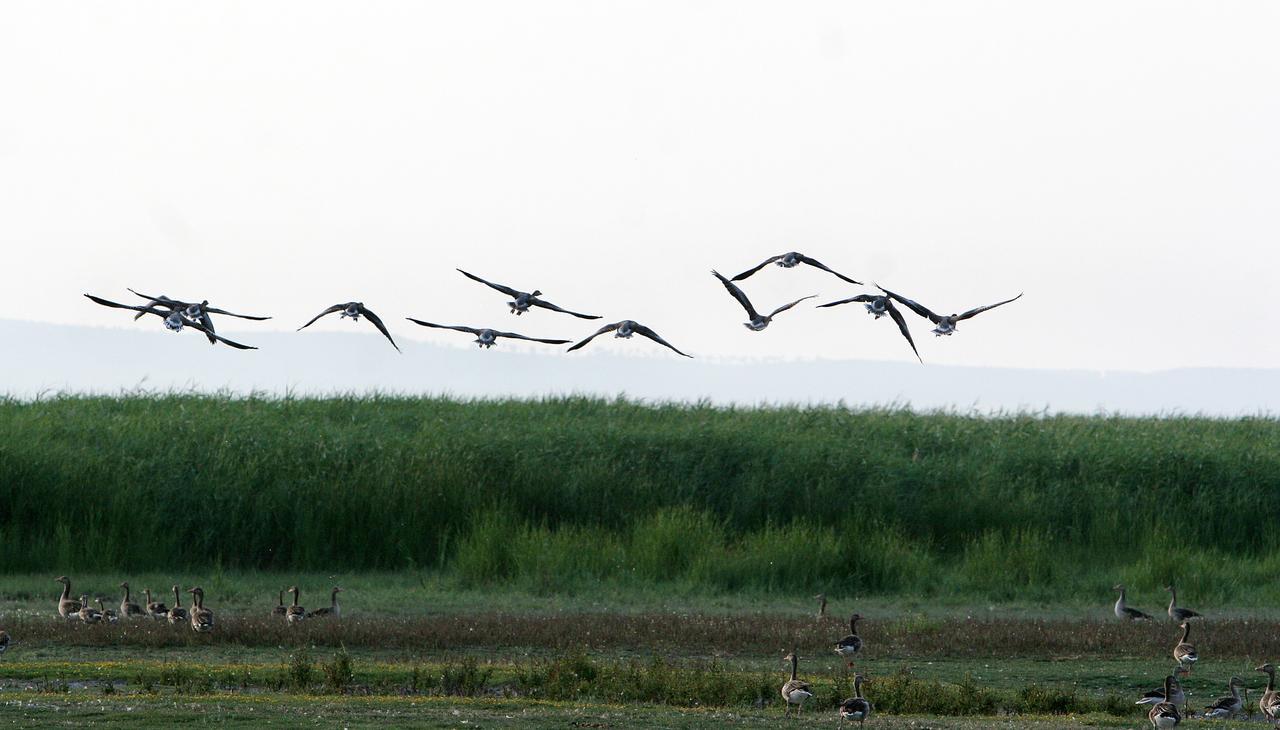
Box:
127;289;271;345
54;576;82;619
567;320;692;358
731;252;862;285
285;586;306;624
297;302;400;352
307;587;343;619
1202;676;1246;719
76;595;103;624
1114;585;1154;620
834;613;864;667
118;583;145;619
1165;585;1202;622
780;649;814;718
1172;622;1198;673
710;270;815;331
143;589;169;621
186;587;215;632
817;293;922;363
878;286;1022;336
95;598;118;624
1258;664;1280;723
456;269;601;319
838;674;872;725
272;590;288;617
405;319;570;349
83;294;259;349
1147;676;1182;728
1136;667;1189;707
167;586;189;625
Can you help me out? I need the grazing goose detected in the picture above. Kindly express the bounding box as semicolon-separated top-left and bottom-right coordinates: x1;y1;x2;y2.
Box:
297;302;400;352
731;252;862;285
1172;621;1198;672
76;595;103;624
1114;584;1154;620
815;594;827;619
1165;585;1202;622
0;629;9;657
83;294;259;349
272;590;288;617
405;319;570;348
118;583;145;619
1148;676;1182;728
143;589;169;621
567;320;692;358
95;598;118;624
456;269;601;319
1202;676;1245;719
167;586;189;625
54;576;82;619
1258;664;1280;723
306;587;343;619
834;613;864;667
285;586;306;624
780;649;814;718
817;293;921;363
127;288;271;345
878;286;1022;336
710;270;815;331
839;674;872;725
186;587;215;632
1137;667;1189;707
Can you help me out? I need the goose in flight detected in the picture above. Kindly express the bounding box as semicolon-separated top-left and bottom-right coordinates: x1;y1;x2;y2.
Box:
406;319;570;348
730;252;862;285
457;269;600;319
83;294;258;349
711;270;814;331
298;302;400;352
567;320;692;358
878;286;1022;336
817;293;921;363
127;288;270;345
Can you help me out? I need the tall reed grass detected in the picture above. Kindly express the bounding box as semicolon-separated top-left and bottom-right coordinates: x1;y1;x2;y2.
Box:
2;395;1277;600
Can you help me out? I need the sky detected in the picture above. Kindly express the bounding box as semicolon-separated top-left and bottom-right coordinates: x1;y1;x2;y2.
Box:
2;1;1278;376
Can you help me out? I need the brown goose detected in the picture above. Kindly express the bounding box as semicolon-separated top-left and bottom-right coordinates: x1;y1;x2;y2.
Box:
272;590;288;617
1114;584;1154;620
817;293;922;362
456;269;601;319
1202;676;1245;719
285;586;306;624
838;674;872;725
297;302;400;352
710;270;815;331
732;252;862;285
307;587;343;619
76;594;103;624
834;613;864;667
1136;667;1189;707
167;586;189;625
780;649;814;717
95;598;119;624
567;320;692;358
1258;664;1280;723
187;587;214;632
405;319;570;349
83;294;258;349
1147;675;1182;728
54;576;82;619
1165;585;1201;622
143;589;169;621
878;286;1022;336
126;288;271;345
118;582;145;619
1172;622;1197;672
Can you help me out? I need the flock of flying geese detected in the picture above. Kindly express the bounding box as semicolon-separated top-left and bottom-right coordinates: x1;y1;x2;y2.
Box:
83;252;1023;361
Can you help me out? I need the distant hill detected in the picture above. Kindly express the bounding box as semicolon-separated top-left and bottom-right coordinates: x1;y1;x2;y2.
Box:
2;318;1275;415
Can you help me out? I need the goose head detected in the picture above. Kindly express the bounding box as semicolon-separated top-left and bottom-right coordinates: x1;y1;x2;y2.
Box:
55;576;70;585
1256;663;1275;675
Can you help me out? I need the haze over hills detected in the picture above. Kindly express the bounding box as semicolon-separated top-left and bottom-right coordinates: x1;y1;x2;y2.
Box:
2;318;1275;416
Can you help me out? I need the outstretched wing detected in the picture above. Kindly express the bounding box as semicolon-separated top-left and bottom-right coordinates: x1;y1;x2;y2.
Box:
885;300;922;363
955;292;1023;321
529;298;602;320
297;304;347;331
203;307;272;321
198;309;218;345
181;317;257;350
494;331;572;345
85;294;169;317
877;285;942;324
632;323;693;358
729;255;782;281
766;294;817;319
711;270;758;319
566;322;621;352
798;256;862;285
816;294;877;308
456;268;521;298
359;306;401;352
405;318;482;336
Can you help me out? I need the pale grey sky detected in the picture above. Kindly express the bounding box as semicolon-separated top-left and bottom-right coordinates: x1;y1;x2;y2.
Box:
3;1;1278;373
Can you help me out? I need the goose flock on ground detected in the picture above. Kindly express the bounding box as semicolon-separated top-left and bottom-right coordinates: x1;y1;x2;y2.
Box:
83;253;1023;362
